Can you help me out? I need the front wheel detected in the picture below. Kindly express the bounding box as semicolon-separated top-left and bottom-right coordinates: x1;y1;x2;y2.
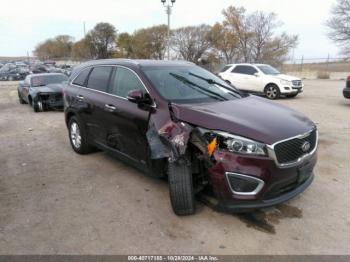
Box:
32;97;43;112
68;116;94;154
168;159;196;216
264;84;280;100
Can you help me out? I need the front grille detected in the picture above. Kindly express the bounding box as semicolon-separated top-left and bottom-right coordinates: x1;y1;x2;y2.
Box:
292;80;302;87
274;129;317;164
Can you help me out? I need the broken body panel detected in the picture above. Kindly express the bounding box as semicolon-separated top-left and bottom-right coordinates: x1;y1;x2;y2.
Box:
64;59;318;213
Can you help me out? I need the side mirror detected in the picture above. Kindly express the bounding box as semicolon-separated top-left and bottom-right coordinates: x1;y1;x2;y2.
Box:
127;89;144;103
254;72;260;77
127;89;155;108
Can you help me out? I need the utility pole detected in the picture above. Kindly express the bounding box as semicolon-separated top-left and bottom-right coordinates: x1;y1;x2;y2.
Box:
161;0;176;60
83;22;86;37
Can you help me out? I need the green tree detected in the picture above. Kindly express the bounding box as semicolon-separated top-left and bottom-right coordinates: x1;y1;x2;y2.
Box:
86;22;117;59
209;22;239;64
34;35;74;60
71;38;92;60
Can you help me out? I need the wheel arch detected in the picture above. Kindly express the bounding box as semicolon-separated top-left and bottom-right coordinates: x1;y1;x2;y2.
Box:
65;110;76;127
264;82;280;91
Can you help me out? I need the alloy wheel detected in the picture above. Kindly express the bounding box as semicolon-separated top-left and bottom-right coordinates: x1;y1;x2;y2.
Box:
70;122;82;149
266;86;278;99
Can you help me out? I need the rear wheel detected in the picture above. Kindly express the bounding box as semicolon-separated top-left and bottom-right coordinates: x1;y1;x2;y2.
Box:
264;84;280;100
168;158;196;216
68;116;94;154
18;91;26;104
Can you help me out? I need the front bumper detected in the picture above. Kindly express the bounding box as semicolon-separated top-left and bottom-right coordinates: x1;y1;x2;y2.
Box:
207;148;317;213
343;87;350;99
39;93;64;108
280;85;304;94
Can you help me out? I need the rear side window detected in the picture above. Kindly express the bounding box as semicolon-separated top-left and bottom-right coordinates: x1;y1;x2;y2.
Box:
72;68;91;86
109;67;145;98
232;65;258;75
220;65;232;72
87;66;113;92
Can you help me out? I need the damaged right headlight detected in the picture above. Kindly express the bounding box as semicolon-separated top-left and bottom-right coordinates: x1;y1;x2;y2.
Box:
211;131;268;156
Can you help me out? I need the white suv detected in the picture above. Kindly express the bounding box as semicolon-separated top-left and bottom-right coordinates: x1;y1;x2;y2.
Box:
219;64;304;99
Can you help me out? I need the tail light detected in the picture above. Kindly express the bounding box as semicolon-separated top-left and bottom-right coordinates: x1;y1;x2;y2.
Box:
347;76;350;81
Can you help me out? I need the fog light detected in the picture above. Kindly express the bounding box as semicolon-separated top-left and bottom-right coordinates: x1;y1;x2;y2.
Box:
285;87;290;90
226;173;265;196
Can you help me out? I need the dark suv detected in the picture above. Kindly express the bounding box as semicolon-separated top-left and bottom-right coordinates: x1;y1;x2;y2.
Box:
64;59;318;216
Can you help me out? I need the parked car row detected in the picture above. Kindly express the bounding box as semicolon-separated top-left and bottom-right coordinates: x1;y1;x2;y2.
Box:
0;60;73;81
17;59;319;216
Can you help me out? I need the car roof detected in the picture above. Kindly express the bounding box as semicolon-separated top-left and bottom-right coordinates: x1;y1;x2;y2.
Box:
73;59;195;71
70;59;196;80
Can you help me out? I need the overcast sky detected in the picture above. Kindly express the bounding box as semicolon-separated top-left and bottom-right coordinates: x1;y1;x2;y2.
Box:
0;0;340;59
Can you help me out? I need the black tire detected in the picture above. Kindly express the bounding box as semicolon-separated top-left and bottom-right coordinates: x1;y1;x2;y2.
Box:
68;116;94;154
18;91;26;104
32;97;43;112
286;93;298;98
264;84;280;100
168;158;196;216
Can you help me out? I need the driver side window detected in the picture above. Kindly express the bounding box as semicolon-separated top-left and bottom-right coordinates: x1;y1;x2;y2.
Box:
109;67;145;98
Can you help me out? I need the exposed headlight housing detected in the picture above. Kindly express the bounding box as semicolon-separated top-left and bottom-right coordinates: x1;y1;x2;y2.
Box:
209;131;267;156
280;79;291;86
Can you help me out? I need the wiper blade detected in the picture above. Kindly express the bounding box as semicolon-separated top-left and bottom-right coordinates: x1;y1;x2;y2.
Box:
169;73;228;101
188;72;242;97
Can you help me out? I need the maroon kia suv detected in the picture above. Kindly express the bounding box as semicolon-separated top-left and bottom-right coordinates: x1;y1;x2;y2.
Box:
64;59;318;216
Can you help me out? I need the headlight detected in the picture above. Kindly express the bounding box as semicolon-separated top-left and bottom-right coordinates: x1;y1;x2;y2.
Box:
280;79;291;86
215;131;267;156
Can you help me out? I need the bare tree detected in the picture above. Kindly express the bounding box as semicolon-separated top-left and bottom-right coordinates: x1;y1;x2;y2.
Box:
248;11;298;65
221;6;298;66
171;24;212;63
327;0;350;55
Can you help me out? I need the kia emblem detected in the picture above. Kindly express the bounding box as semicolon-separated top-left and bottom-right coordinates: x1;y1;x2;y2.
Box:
301;141;311;152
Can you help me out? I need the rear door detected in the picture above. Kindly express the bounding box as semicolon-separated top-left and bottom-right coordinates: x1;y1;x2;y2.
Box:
81;66;114;144
103;66;150;164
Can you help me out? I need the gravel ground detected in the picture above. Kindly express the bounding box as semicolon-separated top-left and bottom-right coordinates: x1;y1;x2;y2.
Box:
0;80;349;254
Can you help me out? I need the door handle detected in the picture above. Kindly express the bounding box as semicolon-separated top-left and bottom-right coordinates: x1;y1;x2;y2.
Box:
76;95;84;101
104;104;116;111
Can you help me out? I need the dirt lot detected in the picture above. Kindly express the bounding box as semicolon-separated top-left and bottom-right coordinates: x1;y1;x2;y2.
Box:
0;80;349;255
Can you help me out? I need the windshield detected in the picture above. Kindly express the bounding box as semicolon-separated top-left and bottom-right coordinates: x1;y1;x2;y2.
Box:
257;65;280;75
143;66;243;104
31;74;68;87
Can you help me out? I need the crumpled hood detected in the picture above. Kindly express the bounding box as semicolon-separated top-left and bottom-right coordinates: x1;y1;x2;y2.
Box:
170;95;315;145
35;83;64;93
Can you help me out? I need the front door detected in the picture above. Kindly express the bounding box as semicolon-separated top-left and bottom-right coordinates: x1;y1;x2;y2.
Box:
103;66;150;164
